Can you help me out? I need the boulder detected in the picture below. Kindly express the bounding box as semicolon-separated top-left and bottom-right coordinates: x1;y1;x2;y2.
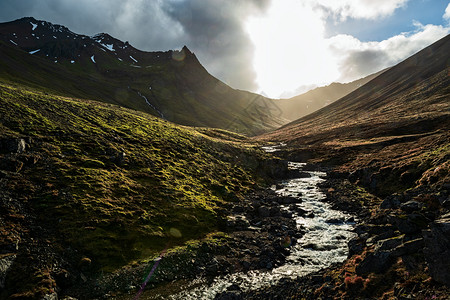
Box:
258;206;271;218
226;215;250;230
400;201;423;213
380;194;403;209
0;138;27;153
356;251;393;275
423;213;450;286
388;213;429;235
0;255;16;289
375;235;403;252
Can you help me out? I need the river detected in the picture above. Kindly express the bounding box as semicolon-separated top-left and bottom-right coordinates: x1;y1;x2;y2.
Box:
131;162;356;299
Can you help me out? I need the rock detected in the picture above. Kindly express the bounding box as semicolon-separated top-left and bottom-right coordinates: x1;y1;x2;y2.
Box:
400;201;423;213
241;260;251;270
390;213;429;235
227;215;250;230
42;292;58;300
296;171;312;178
269;207;281;217
281;210;293;218
55;269;74;289
346;217;355;223
365;229;396;247
400;238;424;254
423;213;450;286
375;236;403;252
305;212;315;218
348;237;364;256
277;196;300;204
206;261;219;275
0;254;16;289
357;235;417;275
380;194;402;209
355;224;395;236
326;218;344;224
215;290;243;300
356;250;394;275
258;206;271;218
1;138;27;153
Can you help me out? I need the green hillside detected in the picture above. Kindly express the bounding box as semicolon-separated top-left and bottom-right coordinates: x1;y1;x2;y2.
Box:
0;83;278;298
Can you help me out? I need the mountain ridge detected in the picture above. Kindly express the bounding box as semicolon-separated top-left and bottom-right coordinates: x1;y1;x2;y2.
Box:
0;17;285;135
275;68;388;122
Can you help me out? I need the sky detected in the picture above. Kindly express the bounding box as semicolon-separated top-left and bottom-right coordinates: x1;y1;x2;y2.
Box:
0;0;449;98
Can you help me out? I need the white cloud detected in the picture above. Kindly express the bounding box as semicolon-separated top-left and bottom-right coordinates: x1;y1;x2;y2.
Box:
247;0;449;97
1;0;448;98
329;22;450;83
311;0;409;21
444;3;450;21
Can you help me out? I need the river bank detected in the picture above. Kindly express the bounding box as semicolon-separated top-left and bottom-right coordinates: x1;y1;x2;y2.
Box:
244;173;450;300
91;162;354;300
63;161;450;300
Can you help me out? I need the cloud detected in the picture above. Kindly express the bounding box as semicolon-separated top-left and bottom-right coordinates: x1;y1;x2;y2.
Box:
329;22;450;83
0;0;448;98
312;0;409;21
162;0;271;90
444;3;450;22
0;0;270;91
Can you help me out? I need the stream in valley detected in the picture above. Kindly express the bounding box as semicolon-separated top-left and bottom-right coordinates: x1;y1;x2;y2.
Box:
132;162;357;299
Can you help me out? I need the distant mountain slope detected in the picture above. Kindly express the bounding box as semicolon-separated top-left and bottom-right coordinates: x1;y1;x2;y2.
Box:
275;69;387;122
260;34;450;195
0;17;284;135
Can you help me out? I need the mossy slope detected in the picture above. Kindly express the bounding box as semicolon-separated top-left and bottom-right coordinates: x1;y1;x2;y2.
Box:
0;83;273;298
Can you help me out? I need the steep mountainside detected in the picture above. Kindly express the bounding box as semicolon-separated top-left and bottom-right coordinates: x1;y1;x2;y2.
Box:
275;69;387;122
255;34;450;299
261;34;449;191
0;82;286;299
0;17;284;135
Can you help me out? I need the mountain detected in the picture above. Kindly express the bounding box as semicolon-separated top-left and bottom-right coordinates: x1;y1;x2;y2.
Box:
251;34;450;299
261;34;449;193
275;69;387;122
0;17;284;135
0;82;288;298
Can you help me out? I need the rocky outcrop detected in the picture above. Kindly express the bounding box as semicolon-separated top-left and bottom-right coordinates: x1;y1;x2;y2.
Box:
0;255;16;290
0;137;28;154
423;213;450;286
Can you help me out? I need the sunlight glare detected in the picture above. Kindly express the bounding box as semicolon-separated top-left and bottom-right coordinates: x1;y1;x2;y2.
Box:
246;0;339;98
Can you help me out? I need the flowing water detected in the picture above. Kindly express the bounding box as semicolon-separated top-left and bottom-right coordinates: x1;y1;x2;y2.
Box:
134;162;356;299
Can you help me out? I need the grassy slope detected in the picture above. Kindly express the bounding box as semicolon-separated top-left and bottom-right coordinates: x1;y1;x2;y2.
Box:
0;83;275;298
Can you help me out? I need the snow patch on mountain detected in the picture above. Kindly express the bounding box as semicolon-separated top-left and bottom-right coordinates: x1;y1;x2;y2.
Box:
30;22;37;31
10;40;17;46
101;43;114;51
129;55;138;63
29;49;40;55
91;55;96;63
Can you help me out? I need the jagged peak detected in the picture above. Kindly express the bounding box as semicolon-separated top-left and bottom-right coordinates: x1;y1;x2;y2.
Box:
18;16;38;22
182;45;192;54
92;32;112;40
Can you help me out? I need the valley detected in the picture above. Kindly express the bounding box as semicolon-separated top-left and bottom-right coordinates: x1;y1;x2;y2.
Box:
0;16;449;300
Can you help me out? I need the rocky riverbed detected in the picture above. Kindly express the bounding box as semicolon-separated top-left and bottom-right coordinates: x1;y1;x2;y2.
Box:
117;162;356;300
